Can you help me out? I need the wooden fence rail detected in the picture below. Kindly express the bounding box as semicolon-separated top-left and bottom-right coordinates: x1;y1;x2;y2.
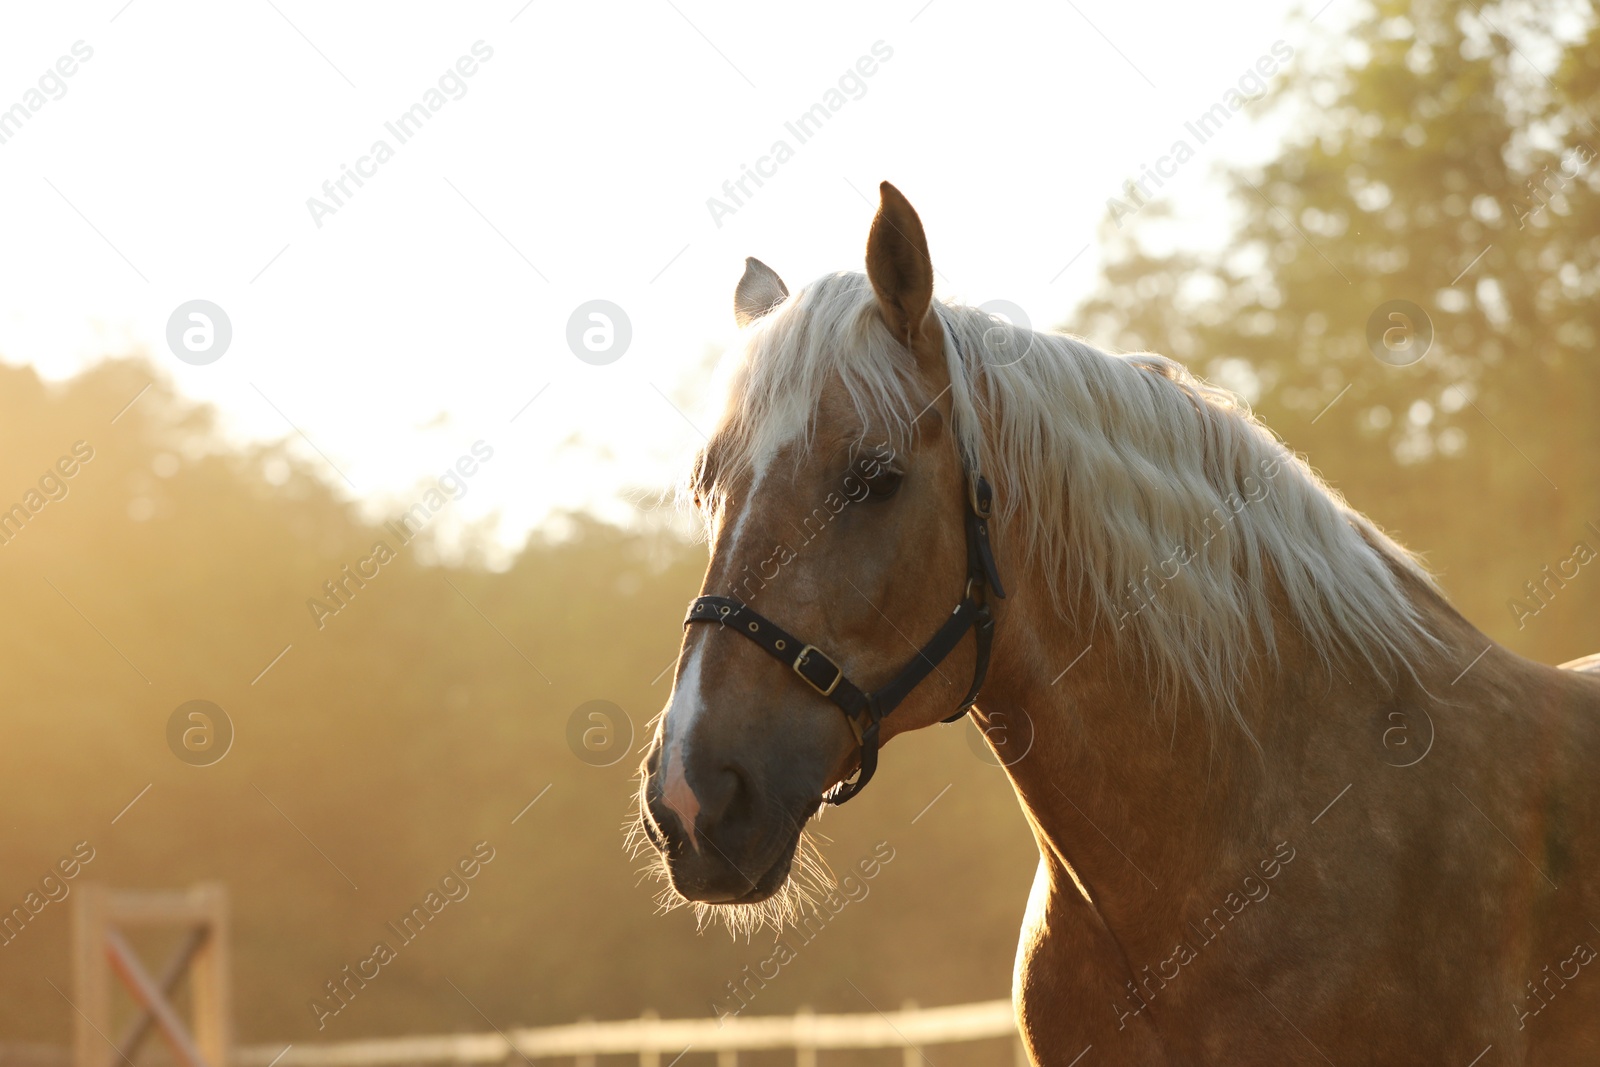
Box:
230;1000;1024;1066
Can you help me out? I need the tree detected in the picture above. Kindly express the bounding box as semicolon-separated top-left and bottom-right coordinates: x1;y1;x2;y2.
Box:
1073;0;1600;663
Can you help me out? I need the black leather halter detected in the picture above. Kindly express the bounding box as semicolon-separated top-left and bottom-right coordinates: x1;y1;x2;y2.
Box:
683;456;1006;805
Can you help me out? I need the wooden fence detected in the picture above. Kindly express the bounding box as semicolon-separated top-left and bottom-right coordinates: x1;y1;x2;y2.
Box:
51;884;1024;1067
240;999;1024;1067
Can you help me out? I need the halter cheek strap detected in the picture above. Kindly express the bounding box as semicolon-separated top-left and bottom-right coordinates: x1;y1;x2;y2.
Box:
683;467;1006;805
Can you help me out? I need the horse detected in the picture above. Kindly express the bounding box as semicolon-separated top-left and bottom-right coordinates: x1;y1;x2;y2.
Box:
635;181;1600;1064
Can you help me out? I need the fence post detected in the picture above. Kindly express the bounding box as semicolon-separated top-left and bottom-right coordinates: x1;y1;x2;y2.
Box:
793;1005;816;1067
189;883;232;1067
638;1010;659;1067
72;884;111;1067
575;1015;596;1067
900;1000;920;1067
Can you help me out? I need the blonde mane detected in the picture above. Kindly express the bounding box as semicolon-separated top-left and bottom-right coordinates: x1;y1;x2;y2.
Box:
699;271;1442;724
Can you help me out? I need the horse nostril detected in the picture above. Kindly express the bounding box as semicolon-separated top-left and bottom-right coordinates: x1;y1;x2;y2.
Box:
650;753;758;852
697;764;749;832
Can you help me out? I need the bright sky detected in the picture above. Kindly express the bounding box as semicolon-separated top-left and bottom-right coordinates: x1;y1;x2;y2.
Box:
0;0;1321;560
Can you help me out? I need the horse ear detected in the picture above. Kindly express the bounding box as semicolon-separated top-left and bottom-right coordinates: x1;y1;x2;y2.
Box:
865;181;935;347
734;257;789;327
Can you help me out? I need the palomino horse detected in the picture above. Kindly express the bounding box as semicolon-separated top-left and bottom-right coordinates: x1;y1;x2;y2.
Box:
637;182;1600;1064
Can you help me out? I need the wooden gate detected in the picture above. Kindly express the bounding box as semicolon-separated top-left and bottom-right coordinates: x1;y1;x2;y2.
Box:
71;883;231;1067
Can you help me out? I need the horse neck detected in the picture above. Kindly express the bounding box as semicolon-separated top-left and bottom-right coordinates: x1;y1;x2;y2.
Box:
978;572;1414;927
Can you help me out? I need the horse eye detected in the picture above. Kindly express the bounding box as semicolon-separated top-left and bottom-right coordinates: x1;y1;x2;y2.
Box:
865;468;904;501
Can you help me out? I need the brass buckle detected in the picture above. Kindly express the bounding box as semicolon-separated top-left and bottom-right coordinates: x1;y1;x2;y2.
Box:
967;471;992;518
793;645;842;697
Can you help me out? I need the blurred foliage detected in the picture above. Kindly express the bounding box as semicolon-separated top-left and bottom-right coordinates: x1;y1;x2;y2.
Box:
0;359;1034;1058
1074;0;1600;663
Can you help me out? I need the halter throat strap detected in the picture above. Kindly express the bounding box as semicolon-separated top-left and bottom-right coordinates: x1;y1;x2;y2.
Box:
683;463;1005;805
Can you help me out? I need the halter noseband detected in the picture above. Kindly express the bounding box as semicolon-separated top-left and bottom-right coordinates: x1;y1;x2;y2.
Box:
682;444;1006;805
